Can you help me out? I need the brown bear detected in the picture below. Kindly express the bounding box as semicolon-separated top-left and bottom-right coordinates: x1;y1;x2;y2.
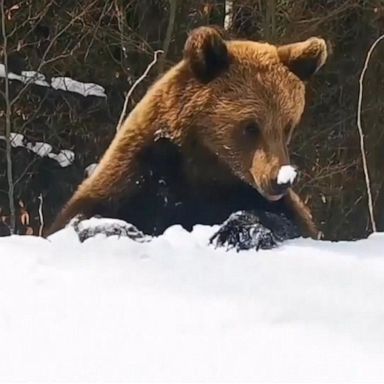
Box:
45;25;328;251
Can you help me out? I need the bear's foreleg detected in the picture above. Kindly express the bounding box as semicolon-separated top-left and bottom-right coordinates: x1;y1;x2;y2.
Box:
284;189;321;239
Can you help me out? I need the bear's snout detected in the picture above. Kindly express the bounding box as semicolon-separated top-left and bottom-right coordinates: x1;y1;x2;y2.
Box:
251;164;298;202
250;147;298;201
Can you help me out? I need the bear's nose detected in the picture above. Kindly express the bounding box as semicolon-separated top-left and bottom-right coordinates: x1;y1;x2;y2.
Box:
273;165;297;194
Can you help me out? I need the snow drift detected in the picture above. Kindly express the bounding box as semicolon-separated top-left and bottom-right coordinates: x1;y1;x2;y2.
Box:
1;220;384;383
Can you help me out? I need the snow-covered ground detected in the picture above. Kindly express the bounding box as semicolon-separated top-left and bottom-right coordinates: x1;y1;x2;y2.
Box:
1;221;384;383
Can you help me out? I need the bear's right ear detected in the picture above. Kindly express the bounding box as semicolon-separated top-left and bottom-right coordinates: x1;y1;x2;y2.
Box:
183;26;230;83
277;37;328;81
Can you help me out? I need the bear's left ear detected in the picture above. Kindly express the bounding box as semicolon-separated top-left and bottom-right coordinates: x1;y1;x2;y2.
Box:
183;26;230;83
277;37;328;81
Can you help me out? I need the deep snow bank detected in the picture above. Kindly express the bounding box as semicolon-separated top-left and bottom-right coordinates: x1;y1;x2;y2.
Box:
1;222;384;383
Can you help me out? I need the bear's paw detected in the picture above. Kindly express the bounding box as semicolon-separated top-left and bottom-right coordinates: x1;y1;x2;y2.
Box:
70;215;151;243
209;211;279;252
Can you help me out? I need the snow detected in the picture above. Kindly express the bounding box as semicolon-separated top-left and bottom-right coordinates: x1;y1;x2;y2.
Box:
1;221;384;382
0;64;106;98
277;164;297;185
0;65;50;87
8;132;24;148
85;162;99;176
51;76;107;98
0;63;105;169
47;149;75;167
26;141;53;157
0;132;75;167
18;70;51;87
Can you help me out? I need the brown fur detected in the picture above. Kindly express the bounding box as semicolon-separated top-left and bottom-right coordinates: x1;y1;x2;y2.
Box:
46;26;327;238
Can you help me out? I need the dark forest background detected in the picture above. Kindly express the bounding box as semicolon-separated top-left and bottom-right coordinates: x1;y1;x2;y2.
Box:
1;0;384;240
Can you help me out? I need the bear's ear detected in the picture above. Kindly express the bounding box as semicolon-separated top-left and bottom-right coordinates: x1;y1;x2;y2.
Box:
183;26;230;83
277;37;328;81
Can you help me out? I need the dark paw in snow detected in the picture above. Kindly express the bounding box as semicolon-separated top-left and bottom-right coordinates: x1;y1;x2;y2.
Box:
256;210;301;243
70;215;151;243
209;211;300;252
210;211;277;251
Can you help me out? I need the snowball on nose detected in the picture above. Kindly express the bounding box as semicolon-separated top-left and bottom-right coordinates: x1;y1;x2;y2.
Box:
277;165;297;186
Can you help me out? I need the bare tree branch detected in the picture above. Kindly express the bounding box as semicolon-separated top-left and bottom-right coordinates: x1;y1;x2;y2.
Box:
8;1;54;39
158;0;177;74
265;0;276;41
84;0;113;61
116;50;163;131
356;34;384;233
38;193;44;237
10;0;99;108
1;0;16;233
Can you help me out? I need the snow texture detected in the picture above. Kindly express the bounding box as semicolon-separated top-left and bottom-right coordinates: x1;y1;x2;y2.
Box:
51;76;107;97
0;65;50;87
25;141;53;157
0;64;106;98
71;216;151;243
1;220;384;382
85;162;99;176
0;132;75;167
47;149;75;167
8;132;24;148
277;164;297;185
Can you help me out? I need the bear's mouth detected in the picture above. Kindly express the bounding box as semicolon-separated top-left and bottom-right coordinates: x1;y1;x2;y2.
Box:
249;175;286;202
264;193;285;201
255;187;284;202
248;166;295;202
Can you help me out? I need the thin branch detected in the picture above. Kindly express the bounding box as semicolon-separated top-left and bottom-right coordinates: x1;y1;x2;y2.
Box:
84;0;112;61
10;0;98;108
356;34;384;233
1;0;16;234
113;0;134;84
114;0;128;61
158;0;177;74
265;0;276;41
8;0;54;39
116;50;163;131
38;193;44;237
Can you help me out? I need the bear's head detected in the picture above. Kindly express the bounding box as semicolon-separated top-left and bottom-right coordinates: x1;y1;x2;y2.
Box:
170;26;328;202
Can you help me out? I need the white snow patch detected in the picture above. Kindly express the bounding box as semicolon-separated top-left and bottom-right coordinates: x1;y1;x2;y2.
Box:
85;162;99;176
47;149;75;167
1;223;384;382
0;132;74;167
26;141;53;157
0;65;50;87
0;64;106;98
9;132;25;147
277;165;297;185
19;70;50;87
51;76;107;98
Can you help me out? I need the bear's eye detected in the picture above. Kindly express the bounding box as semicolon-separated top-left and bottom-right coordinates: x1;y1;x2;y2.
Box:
243;121;260;139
